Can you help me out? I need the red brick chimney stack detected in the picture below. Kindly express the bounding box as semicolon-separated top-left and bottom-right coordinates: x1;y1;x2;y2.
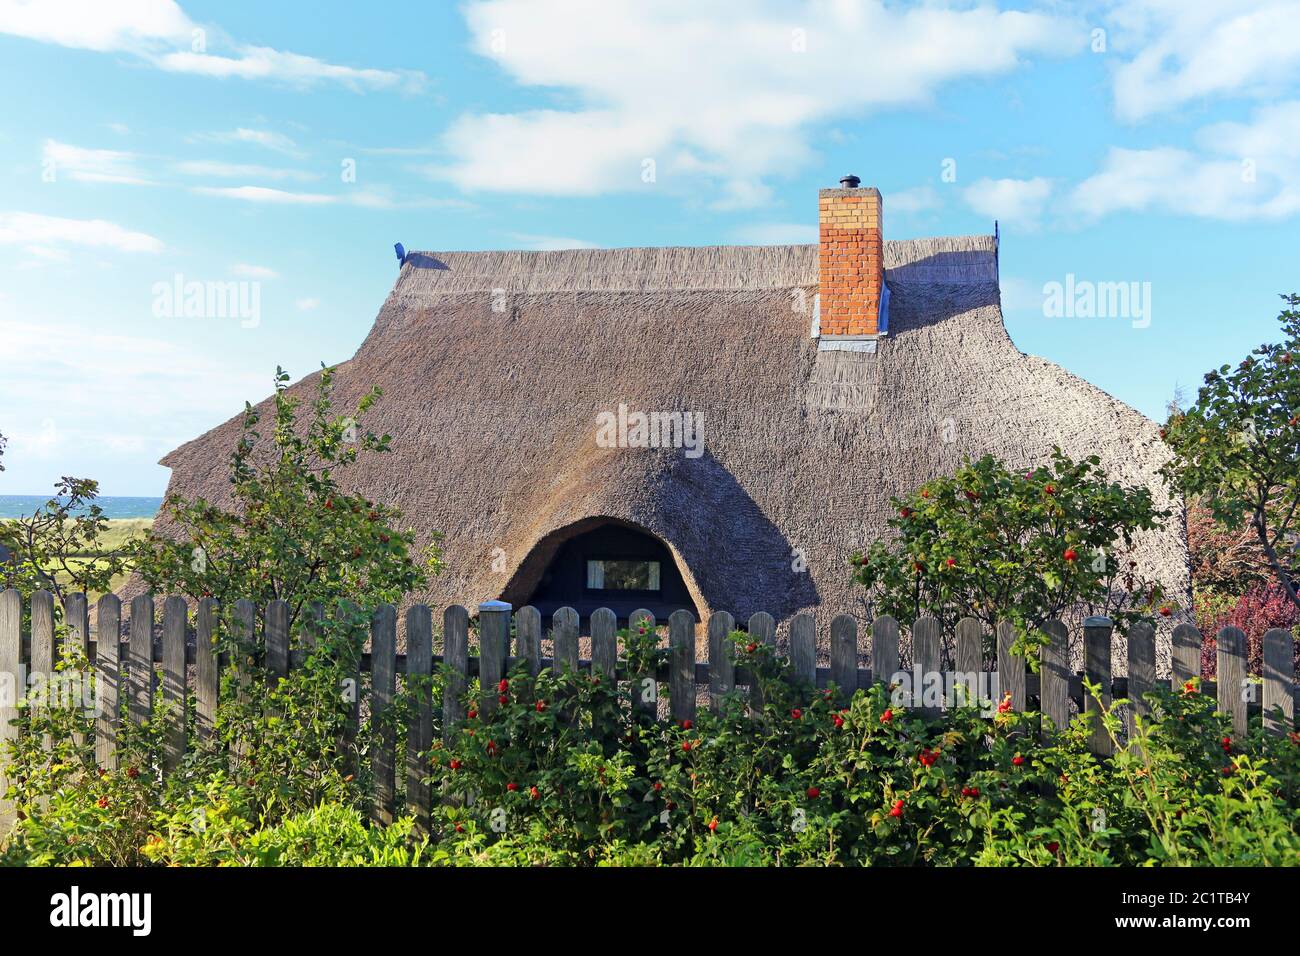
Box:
818;177;883;337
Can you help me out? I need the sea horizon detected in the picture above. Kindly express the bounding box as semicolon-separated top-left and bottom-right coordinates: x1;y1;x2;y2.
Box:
0;495;162;519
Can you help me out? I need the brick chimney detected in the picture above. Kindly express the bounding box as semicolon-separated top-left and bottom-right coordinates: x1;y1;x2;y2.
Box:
818;177;885;339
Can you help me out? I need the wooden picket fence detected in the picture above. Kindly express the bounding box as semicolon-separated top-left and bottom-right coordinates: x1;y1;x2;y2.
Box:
1;589;1297;833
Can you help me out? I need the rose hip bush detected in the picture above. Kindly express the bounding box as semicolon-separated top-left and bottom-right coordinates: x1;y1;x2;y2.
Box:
852;449;1172;661
424;633;1300;866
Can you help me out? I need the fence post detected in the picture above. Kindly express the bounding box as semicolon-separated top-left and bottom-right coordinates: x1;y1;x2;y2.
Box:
830;614;857;703
913;617;940;717
746;611;775;713
232;599;256;706
265;599;289;688
406;604;433;833
871;615;900;690
129;594;154;727
1083;616;1113;756
1172;623;1202;687
1039;620;1069;739
707;611;736;710
630;609;657;718
789;613;816;689
955;618;983;704
515;606;542;678
95;594;121;770
1216;626;1248;737
1126;620;1156;742
669;610;696;723
591;608;618;687
161;596;188;772
370;604;397;826
31;591;55;763
479;600;511;717
0;589;20;834
996;621;1025;713
442;605;469;742
1262;628;1295;736
194;598;219;743
65;594;91;753
552;607;579;675
65;592;89;657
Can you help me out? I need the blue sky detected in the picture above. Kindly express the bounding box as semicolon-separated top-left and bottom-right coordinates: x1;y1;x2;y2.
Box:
1;0;1298;495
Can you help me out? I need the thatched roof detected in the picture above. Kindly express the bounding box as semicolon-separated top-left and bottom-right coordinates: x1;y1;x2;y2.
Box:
153;234;1189;666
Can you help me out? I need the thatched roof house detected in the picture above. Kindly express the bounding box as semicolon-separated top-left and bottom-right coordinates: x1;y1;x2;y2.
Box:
155;180;1189;659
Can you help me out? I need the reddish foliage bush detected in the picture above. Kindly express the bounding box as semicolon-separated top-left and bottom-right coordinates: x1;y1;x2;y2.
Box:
1186;496;1272;596
1200;583;1300;677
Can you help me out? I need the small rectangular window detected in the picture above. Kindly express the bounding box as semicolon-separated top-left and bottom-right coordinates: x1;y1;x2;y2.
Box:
586;559;661;592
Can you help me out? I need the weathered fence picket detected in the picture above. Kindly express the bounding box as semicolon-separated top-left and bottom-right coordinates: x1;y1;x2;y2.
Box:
591;607;618;685
1217;626;1248;736
1039;620;1069;739
630;609;657;718
370;605;397;826
669;609;696;723
707;610;735;709
94;595;121;770
162;596;187;771
194;598;219;742
0;589;1296;838
405;604;433;833
1263;628;1295;735
442;604;468;742
0;589;19;831
129;595;153;727
913;617;941;718
829;614;857;703
1083;617;1113;756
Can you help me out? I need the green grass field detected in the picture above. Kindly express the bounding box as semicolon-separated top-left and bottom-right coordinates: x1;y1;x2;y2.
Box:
2;518;153;598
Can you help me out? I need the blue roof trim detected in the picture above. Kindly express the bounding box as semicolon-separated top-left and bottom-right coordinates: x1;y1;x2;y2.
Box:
878;282;891;335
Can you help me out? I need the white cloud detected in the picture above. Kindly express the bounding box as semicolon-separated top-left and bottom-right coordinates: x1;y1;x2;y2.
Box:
156;46;421;91
425;0;1084;204
175;159;319;181
730;223;817;245
1068;100;1300;221
197;127;302;156
295;298;320;311
191;185;334;205
0;0;190;51
42;139;152;185
0;211;162;253
231;263;277;279
508;233;599;251
0;0;422;91
1103;1;1300;122
189;184;416;208
962;177;1053;228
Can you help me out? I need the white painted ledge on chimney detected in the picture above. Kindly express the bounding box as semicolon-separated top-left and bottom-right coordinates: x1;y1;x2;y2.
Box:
817;336;878;353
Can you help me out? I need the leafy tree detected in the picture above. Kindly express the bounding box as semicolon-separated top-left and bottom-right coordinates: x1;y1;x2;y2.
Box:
851;449;1172;658
0;428;7;470
0;477;133;606
1161;294;1300;610
132;366;441;627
